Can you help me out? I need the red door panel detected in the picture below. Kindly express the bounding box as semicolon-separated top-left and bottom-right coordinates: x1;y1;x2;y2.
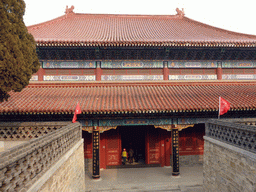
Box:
148;128;160;164
105;129;121;166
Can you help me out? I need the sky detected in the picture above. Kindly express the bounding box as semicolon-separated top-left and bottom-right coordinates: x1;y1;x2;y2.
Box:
23;0;256;35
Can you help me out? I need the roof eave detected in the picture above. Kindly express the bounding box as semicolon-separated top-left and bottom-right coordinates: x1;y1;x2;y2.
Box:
36;41;256;48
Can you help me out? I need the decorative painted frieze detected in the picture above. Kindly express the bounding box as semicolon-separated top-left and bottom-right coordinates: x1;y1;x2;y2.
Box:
30;75;38;81
43;75;96;81
222;61;256;68
168;61;217;68
81;118;210;132
101;75;163;81
42;61;96;68
178;118;209;124
81;118;208;128
101;60;163;68
222;74;256;80
169;75;217;80
99;119;173;127
80;120;94;127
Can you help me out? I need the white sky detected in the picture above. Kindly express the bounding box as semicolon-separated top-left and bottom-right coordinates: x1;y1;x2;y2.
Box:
23;0;256;35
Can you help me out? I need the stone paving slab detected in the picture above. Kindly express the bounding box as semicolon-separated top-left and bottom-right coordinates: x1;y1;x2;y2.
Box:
85;165;204;192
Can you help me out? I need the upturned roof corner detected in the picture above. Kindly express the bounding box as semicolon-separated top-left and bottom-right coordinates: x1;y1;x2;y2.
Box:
176;8;185;17
65;5;75;17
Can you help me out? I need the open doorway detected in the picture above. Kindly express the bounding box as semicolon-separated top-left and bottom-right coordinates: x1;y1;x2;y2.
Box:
119;126;147;165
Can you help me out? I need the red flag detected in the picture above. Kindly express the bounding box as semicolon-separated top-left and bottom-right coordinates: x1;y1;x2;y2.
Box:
72;103;81;123
219;97;230;116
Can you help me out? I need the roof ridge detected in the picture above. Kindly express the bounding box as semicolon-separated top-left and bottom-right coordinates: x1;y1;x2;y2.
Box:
183;16;256;39
27;15;67;30
74;12;181;18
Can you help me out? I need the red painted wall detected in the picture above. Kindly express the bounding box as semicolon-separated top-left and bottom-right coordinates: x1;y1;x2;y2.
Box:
82;131;92;159
178;125;205;156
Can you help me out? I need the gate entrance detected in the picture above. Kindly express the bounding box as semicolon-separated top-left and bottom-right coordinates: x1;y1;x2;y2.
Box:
103;125;168;168
119;126;146;165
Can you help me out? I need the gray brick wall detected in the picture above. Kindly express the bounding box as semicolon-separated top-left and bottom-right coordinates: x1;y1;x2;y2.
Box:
203;136;256;192
36;141;86;192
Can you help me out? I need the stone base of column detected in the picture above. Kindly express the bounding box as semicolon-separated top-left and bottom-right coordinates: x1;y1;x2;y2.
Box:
172;172;180;176
92;175;101;179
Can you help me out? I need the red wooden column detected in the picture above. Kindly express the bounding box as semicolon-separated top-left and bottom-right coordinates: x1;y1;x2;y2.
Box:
92;126;100;179
100;132;106;169
160;131;165;167
37;67;45;81
217;61;222;80
96;61;102;81
163;61;169;80
164;131;171;166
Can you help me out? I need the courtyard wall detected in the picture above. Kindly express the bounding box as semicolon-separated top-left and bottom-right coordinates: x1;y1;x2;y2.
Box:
203;120;256;191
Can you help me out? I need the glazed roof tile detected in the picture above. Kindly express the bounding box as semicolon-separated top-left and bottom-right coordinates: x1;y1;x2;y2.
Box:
27;11;256;47
1;82;256;114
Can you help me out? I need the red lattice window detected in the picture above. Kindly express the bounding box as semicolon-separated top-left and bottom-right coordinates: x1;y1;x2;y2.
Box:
181;69;192;74
169;69;181;74
70;70;83;75
192;69;204;74
58;70;70;75
44;69;57;75
151;69;163;75
114;69;127;75
204;69;216;74
244;69;255;74
233;69;244;74
222;69;233;74
83;69;95;75
139;69;151;75
102;69;114;75
126;69;139;75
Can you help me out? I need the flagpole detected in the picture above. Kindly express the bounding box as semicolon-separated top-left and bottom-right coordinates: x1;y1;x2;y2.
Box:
218;96;220;119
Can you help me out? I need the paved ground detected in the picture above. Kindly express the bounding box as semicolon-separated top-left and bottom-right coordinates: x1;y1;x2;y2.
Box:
84;165;204;192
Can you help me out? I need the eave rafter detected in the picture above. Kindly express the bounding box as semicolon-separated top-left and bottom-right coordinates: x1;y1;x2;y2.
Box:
37;45;256;61
36;41;256;48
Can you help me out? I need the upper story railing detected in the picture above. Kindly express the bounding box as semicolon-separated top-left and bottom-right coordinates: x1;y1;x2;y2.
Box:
205;119;256;154
0;122;81;191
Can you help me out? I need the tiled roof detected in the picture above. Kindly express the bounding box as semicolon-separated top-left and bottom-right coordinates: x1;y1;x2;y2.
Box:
27;10;256;48
0;82;256;115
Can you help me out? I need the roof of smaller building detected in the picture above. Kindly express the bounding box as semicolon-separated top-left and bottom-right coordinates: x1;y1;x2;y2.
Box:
0;81;256;115
27;7;256;48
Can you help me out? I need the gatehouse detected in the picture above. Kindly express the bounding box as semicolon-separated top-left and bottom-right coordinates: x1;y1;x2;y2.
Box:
1;6;256;180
